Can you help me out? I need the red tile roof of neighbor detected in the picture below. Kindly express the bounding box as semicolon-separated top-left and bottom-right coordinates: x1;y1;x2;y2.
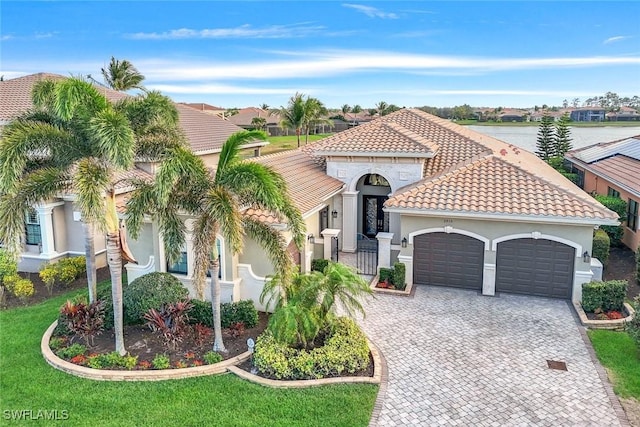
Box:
0;73;252;155
307;109;617;223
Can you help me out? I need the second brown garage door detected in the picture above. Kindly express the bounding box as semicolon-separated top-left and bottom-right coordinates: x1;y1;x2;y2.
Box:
495;238;574;299
413;233;484;290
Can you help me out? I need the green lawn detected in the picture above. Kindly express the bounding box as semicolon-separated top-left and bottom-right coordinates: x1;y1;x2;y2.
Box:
588;329;640;398
0;285;378;426
260;134;331;155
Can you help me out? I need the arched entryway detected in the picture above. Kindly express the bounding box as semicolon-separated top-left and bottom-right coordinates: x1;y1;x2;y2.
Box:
356;173;391;238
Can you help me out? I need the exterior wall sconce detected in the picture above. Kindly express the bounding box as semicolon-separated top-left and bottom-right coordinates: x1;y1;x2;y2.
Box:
583;251;591;263
308;234;315;245
331;209;338;219
401;237;408;248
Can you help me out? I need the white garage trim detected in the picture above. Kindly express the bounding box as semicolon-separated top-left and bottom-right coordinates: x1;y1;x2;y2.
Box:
408;227;490;250
491;232;583;256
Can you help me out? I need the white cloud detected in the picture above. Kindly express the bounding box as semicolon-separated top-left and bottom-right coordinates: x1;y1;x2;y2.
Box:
146;83;313;95
603;35;629;44
1;35;14;41
136;51;640;81
342;4;398;19
126;23;325;40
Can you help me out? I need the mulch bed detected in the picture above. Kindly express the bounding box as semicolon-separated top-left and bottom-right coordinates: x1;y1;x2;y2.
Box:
64;312;272;368
604;246;639;300
2;267;112;309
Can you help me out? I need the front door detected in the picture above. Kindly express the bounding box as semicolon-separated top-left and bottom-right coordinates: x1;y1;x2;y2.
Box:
363;196;389;237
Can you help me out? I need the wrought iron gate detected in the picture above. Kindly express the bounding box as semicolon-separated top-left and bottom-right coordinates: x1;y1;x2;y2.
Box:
356;234;378;276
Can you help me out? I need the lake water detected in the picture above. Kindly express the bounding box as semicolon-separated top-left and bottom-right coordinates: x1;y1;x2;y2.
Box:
466;125;640;153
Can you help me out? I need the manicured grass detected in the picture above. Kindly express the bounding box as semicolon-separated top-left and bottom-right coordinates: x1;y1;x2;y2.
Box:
0;284;378;426
588;329;640;398
261;134;331;155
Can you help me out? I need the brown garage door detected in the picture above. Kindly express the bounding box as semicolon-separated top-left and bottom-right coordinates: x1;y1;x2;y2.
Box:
496;239;574;299
413;233;484;290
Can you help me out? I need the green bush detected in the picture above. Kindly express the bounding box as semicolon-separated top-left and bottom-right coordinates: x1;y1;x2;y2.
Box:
311;259;329;273
592;229;610;265
0;249;18;285
152;354;170;370
188;299;258;329
254;317;370;380
392;262;406;291
56;343;87;359
123;272;188;324
378;267;393;283
38;256;87;290
203;351;223;365
581;280;628;312
97;286;114;330
594;195;627;246
626;296;640;348
86;352;138;370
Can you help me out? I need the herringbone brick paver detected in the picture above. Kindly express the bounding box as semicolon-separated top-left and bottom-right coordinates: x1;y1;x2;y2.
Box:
359;286;624;426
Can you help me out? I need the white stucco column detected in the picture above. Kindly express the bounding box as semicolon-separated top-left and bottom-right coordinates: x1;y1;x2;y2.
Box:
397;255;413;287
376;232;393;269
573;269;594;304
154;222;167;272
342;191;359;252
302;237;313;273
321;228;341;260
482;263;496;296
36;205;57;256
184;219;195;279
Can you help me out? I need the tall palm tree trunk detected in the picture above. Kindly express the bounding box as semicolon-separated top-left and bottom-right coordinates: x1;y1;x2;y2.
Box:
209;260;226;352
106;231;126;356
83;222;97;303
296;128;301;148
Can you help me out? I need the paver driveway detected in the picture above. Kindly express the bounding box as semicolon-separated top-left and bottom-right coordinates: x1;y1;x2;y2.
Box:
359;286;623;427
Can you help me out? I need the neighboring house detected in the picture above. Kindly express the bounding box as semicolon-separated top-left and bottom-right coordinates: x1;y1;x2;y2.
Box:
498;109;528;122
529;110;568;122
606;106;640;122
0;73;267;273
565;135;640;251
225;107;283;137
179;102;226;118
570;108;606;122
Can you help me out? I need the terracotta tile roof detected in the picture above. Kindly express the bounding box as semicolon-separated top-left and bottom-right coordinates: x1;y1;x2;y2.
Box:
588;155;640;196
332;109;619;223
180;102;225;112
113;167;153;194
310;110;441;156
0;73;247;155
386;156;615;220
251;149;345;218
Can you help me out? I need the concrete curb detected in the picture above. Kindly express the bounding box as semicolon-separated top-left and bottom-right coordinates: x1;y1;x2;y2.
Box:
42;321;251;381
227;339;384;388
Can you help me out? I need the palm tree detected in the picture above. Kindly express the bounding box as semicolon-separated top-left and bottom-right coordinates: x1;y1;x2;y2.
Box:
375;101;389;117
274;93;306;148
351;104;363;123
341;104;351;120
126;130;305;352
251;116;267;131
0;77;182;355
303;97;331;144
101;56;145;91
259;103;270;111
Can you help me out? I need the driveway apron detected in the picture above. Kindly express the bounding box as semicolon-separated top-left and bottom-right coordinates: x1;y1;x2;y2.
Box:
359;286;623;426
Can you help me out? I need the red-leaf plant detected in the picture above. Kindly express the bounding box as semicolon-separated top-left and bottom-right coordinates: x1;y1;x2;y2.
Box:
60;299;106;347
143;300;193;350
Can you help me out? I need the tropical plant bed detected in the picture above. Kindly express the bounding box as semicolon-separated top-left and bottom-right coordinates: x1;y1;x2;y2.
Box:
573;301;635;330
50;311;270;370
371;276;413;295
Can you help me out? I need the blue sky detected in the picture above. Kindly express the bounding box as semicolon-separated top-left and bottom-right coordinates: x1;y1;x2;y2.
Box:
2;1;639;109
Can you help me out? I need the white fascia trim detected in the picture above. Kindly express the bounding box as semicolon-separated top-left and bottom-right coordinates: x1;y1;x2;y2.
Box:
315;150;434;159
567;158;640;199
20;248;107;260
408;227;490;250
194;141;269;156
385;207;619;226
491;232;582;256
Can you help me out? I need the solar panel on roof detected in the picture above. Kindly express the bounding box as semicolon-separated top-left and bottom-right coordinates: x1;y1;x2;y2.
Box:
576;137;640;163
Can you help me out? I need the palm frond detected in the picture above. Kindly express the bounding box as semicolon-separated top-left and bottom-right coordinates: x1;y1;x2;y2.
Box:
90;108;135;170
54;77;108;121
204;186;244;255
73;158;111;231
101;57;146;91
31;79;57;112
191;213;219;300
216;130;267;178
124;181;157;239
157;206;187;265
154;146;208;207
0;194;29;256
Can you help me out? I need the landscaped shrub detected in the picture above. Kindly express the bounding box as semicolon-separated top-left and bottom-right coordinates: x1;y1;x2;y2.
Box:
143;300;193;350
581;280;628;312
97;287;114;330
311;259;329;273
56;343;87;359
378;267;393;283
152;354;170;369
592;229;610;265
188;299;258;329
38;256;87;291
0;249;18;285
203;351;223;365
8;276;35;302
123;272;188;324
60;299;105;346
594;195;627;246
254;317;370;380
392;262;406;291
86;352;138;370
626;296;640;349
